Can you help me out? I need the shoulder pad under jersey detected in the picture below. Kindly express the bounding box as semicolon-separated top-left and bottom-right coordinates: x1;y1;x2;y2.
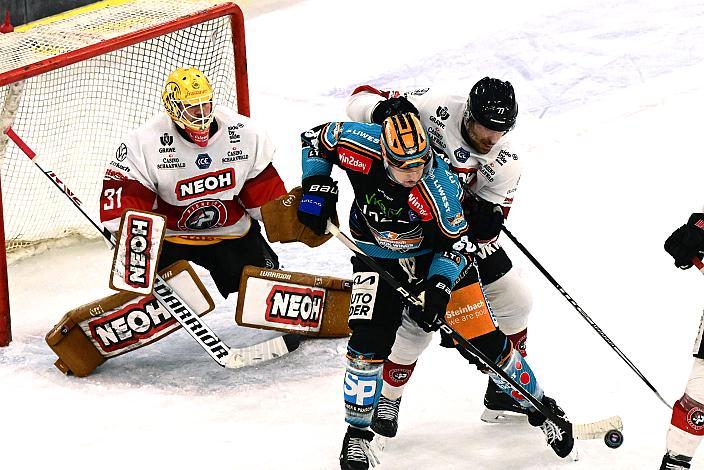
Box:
414;158;467;237
333;122;382;155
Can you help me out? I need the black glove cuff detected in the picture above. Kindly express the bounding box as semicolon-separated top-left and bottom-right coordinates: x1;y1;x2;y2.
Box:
302;175;339;202
428;275;452;299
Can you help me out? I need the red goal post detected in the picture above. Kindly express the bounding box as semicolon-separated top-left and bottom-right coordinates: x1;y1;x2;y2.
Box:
0;0;251;346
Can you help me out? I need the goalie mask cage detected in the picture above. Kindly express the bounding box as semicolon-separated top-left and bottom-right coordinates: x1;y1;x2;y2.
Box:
0;0;250;346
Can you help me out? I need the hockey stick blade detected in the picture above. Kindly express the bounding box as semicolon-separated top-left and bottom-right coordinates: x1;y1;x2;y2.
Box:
573;415;623;440
224;334;301;368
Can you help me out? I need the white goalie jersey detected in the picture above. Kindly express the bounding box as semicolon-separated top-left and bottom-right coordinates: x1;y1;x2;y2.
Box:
346;86;521;211
100;106;286;244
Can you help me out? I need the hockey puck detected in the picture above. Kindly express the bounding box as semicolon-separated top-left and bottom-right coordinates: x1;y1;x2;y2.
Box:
604;429;623;449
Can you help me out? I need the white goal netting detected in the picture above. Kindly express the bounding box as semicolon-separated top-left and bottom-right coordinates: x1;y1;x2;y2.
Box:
0;0;246;252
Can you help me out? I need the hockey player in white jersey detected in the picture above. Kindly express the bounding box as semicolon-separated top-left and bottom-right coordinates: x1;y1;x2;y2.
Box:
660;211;704;470
347;78;534;428
100;67;287;298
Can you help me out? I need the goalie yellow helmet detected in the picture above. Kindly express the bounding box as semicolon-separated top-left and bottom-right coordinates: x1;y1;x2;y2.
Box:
162;67;215;134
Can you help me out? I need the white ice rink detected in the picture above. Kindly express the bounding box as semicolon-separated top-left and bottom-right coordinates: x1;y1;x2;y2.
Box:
3;0;704;468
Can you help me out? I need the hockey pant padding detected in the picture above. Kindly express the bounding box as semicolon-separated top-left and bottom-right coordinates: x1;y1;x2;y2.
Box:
347;256;421;359
344;353;383;428
482;267;532;335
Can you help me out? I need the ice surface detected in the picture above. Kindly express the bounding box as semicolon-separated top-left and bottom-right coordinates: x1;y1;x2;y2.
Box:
4;0;704;468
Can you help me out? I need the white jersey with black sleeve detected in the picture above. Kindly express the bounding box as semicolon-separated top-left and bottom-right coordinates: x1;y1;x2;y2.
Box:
346;85;521;213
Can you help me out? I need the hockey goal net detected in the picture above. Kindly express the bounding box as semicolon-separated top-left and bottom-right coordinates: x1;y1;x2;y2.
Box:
0;0;250;345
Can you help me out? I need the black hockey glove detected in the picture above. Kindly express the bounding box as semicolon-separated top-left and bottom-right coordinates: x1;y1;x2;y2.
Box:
297;175;338;236
464;196;505;242
409;275;452;333
664;213;704;269
371;97;420;125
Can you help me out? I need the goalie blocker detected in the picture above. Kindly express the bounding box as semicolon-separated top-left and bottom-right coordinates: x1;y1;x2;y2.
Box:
46;260;214;377
109;210;166;295
236;266;351;338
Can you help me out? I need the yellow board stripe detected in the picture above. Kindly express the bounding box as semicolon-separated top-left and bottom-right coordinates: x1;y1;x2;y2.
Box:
15;0;137;31
15;0;255;31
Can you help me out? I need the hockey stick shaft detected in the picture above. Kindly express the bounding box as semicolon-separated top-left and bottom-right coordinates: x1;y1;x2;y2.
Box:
4;127;292;368
693;257;704;274
326;222;574;433
501;225;672;409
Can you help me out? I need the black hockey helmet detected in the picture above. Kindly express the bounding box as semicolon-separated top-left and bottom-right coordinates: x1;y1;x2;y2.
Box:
464;77;517;132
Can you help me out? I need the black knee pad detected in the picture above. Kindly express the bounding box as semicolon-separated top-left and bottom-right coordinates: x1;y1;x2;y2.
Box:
347;322;398;360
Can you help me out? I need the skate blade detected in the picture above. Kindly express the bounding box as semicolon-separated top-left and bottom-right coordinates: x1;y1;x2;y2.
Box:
480;408;529;424
567;444;581;462
366;435;386;467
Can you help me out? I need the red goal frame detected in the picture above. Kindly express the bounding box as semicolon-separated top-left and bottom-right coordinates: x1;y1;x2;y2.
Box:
0;2;250;346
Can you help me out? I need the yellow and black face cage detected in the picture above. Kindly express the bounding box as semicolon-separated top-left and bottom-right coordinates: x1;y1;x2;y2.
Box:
162;67;215;131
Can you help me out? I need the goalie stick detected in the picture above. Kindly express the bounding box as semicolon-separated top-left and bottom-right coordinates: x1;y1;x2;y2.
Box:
500;225;672;410
4;127;299;369
327;221;622;442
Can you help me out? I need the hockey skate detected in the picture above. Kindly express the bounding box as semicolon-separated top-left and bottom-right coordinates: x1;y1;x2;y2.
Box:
480;378;529;424
339;426;379;470
371;395;402;438
527;395;576;459
660;452;692;470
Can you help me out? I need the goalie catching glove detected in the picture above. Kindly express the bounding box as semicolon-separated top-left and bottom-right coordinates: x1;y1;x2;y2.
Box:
665;213;704;269
261;186;337;247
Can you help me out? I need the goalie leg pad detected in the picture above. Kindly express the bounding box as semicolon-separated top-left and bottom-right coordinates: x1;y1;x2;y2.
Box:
46;314;106;377
344;352;383;428
236;266;351;338
46;260;214;377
